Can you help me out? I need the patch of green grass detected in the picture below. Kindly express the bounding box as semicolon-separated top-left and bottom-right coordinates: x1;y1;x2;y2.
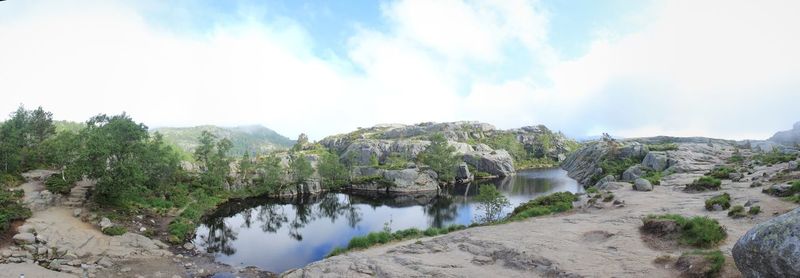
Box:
508;192;577;221
585;187;599;194
645;214;727;248
473;171;494;179
704;193;731;211
728;154;745;164
328;225;466;257
748;206;761;215
102;226;127;236
728;205;746;218
681;250;725;277
706;167;737;179
686;177;722;192
646;143;678;152
641;170;664;185
753;150;797;165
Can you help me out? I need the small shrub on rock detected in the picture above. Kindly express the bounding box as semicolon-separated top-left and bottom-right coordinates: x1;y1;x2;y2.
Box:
44;175;74;195
704;193;731;211
102;226;127;236
748;206;761;215
646;143;679;152
509;192;577;221
686;177;722;192
706;166;737;179
728;205;746;218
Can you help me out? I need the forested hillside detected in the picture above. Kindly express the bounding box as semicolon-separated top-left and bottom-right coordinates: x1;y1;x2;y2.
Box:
153;125;294;156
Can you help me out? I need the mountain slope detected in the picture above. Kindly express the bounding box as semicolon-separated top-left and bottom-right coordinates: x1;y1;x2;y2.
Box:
153;125;294;156
768;121;800;146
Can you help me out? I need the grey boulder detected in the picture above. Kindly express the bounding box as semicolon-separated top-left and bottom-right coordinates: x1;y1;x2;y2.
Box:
733;207;800;277
642;152;669;171
633;178;653;191
622;165;643;181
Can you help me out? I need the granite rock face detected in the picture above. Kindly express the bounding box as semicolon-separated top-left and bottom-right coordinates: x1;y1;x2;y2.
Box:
733;207;800;278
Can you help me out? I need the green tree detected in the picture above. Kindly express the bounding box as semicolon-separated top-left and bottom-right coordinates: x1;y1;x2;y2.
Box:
317;151;348;189
256;155;283;192
75;114;182;206
239;152;254;181
193;131;232;190
41;130;82;181
78;114;150;205
0;105;55;174
290;154;313;184
418;133;459;182
474;184;509;223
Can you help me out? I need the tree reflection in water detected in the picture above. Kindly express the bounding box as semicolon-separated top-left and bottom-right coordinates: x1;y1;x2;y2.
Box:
198;215;238;255
198;193;364;254
424;195;457;228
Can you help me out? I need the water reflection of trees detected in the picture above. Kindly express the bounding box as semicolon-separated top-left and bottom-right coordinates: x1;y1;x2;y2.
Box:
198;216;238;255
199;193;364;255
424;195;457;228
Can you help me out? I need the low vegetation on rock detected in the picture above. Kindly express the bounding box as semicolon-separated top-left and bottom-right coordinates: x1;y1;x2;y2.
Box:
686;177;722;192
645;143;678;152
706;166;737;179
102;225;127;236
728;205;746;218
704;193;731;211
508;192;577;221
0;189;30;232
327;224;466;257
676;250;725;277
752;149;797;165
642;214;727;248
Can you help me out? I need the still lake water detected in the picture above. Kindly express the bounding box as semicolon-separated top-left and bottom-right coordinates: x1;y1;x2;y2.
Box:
193;168;579;273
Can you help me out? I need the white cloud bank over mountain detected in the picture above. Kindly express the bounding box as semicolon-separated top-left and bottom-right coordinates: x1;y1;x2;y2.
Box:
1;0;798;140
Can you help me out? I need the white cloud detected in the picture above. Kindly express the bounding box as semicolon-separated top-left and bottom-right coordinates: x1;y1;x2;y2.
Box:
1;0;798;141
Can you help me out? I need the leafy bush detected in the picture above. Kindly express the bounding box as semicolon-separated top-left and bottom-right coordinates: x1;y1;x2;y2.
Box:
728;205;746;218
585;187;599;194
44;175;74;195
644;214;727;248
379;153;411;170
686;177;722;192
748;206;761;215
706;167;737;179
0;189;32;232
102;226;127;236
646;143;678;151
704;193;731;211
423;227;443;236
0;174;23;188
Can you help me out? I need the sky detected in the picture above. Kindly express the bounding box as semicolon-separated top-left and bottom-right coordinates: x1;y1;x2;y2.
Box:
1;0;799;141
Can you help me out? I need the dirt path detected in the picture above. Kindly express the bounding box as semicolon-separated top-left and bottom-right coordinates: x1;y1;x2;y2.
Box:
284;171;797;277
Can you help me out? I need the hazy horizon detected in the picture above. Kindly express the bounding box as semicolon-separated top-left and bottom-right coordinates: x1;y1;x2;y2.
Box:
2;0;799;141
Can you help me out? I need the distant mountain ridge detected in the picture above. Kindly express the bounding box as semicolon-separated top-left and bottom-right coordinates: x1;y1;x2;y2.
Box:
768;121;800;146
153;125;294;156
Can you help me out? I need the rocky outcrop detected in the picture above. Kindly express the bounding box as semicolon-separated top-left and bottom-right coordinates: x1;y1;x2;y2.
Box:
733;207;800;277
642;151;669;171
321;121;577;174
560;141;610;186
462;148;515;177
455;162;473;182
349;167;439;193
340;139;430;166
562;137;735;187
